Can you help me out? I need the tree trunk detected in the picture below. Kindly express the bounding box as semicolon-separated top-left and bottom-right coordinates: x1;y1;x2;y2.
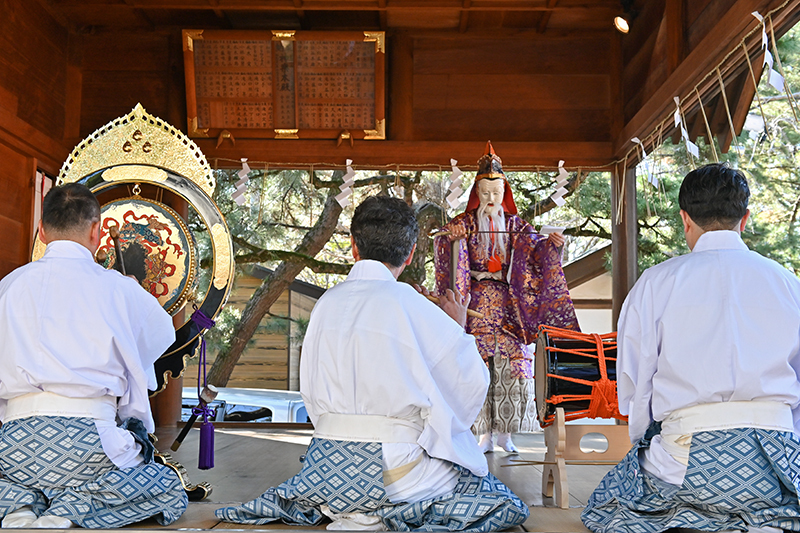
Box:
399;201;445;286
206;188;343;387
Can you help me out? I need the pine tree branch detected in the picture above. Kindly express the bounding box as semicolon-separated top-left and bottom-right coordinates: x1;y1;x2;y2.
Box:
206;181;345;388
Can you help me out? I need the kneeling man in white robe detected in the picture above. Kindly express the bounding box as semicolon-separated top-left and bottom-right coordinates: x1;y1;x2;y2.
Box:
0;183;187;529
216;195;529;531
582;163;800;533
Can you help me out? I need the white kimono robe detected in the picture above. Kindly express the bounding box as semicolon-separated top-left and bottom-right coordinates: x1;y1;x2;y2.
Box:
300;259;489;503
617;230;800;482
0;240;175;468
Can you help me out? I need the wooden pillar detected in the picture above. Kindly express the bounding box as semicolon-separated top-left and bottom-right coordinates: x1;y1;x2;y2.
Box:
611;164;638;330
388;31;413;141
64;33;82;144
150;368;183;428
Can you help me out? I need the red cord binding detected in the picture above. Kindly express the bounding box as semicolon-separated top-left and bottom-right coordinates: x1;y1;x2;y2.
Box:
538;325;628;426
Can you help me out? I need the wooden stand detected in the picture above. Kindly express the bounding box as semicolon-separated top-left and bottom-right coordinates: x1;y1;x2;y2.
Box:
542;407;631;509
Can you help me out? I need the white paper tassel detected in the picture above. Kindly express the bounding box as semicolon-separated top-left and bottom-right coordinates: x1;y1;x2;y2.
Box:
336;159;355;208
232;158;250;206
446;159;464;209
753;12;785;93
549;160;569;206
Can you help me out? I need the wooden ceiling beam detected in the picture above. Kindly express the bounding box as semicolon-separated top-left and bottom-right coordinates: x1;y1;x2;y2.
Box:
32;0;79;32
121;0;155;29
49;0;621;12
719;69;751;151
459;0;471;33
687;105;705;142
536;0;557;33
665;0;684;74
614;0;800;158
193;139;614;169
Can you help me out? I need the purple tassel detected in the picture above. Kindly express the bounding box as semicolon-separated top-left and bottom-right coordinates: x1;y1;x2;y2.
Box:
198;419;215;470
191;307;216;470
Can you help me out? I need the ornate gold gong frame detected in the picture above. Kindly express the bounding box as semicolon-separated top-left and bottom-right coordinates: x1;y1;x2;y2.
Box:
40;103;235;394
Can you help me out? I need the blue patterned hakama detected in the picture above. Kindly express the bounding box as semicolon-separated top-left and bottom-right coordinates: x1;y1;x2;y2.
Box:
215;438;529;531
582;426;800;532
0;416;187;528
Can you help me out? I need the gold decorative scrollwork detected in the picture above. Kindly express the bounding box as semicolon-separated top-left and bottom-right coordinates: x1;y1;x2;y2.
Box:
102;165;167;184
211;223;232;290
275;129;299;139
364;31;385;54
183;29;204;52
364;118;386;140
272;30;296;40
58;104;215;198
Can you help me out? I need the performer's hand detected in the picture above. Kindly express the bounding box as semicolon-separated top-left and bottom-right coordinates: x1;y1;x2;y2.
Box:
439;289;471;328
548;232;565;248
448;226;467;241
413;284;431;297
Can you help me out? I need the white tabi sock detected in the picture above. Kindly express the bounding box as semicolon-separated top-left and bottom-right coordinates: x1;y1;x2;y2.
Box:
2;506;37;528
320;505;386;531
30;515;75;528
496;432;518;454
477;432;494;453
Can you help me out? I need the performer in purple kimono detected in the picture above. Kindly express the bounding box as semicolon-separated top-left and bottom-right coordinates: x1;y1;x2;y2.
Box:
434;142;579;454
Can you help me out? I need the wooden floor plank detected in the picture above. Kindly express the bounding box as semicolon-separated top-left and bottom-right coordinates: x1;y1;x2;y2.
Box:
126;502;225;529
523;507;592;533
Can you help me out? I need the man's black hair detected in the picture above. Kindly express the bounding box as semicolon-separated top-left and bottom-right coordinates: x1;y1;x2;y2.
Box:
351;195;419;268
678;163;749;230
41;182;101;234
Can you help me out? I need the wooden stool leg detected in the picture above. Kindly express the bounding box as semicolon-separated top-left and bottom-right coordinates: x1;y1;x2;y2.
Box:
542;407;569;509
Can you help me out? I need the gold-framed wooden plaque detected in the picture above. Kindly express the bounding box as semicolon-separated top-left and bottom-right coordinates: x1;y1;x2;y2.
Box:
183;29;385;141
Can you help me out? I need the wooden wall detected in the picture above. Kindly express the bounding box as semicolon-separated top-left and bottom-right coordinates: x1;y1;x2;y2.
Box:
0;145;35;278
77;31;185;141
185;273;291;390
72;28;618;168
0;0;71;278
289;291;317;391
409;34;613;143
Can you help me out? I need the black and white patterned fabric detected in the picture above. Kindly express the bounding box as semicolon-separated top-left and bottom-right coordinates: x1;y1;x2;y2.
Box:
216;437;529;531
0;416;187;528
582;425;800;532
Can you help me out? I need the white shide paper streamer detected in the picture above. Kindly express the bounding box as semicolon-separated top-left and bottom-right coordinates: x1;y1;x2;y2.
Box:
335;159;356;208
446;159;464;209
549;160;569;207
232;158;251;206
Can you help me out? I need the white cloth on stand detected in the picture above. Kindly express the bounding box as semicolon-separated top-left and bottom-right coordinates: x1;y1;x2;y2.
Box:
300;260;489;503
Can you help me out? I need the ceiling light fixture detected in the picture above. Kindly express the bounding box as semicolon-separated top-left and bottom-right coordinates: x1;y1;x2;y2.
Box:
614;0;637;34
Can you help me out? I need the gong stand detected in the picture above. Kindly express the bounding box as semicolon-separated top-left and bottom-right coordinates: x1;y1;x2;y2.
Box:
540;407;630;509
